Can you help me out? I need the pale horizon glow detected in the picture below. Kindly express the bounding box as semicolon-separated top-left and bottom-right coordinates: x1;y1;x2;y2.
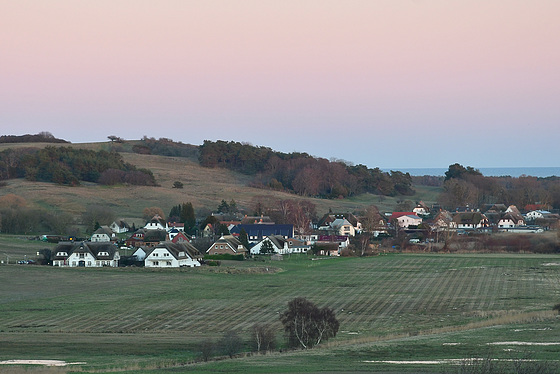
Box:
1;1;559;168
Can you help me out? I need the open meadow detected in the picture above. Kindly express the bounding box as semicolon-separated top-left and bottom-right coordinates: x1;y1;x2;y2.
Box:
1;249;559;373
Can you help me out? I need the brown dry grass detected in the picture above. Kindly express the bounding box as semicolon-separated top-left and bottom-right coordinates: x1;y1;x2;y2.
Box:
0;141;438;220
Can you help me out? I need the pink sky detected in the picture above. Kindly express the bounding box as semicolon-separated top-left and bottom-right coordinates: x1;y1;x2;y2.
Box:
1;1;559;168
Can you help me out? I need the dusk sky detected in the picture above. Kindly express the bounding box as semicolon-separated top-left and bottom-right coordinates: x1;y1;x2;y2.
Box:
1;1;559;169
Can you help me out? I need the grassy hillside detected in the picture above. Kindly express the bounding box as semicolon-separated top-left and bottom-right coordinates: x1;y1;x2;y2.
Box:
0;253;558;373
0;141;441;223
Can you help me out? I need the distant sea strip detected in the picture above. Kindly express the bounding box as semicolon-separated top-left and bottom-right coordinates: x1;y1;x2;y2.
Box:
382;167;560;178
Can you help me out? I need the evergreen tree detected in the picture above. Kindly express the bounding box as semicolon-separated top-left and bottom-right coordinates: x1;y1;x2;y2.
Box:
260;240;275;254
181;202;196;233
239;228;250;249
217;200;229;214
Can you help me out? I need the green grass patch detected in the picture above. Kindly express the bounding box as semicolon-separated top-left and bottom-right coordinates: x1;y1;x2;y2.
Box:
0;250;559;372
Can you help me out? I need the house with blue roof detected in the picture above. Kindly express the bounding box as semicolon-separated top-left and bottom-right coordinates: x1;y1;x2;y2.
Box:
230;224;294;243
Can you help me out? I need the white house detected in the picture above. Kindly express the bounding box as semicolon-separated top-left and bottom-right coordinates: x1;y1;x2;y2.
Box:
144;215;167;231
525;210;551;220
250;235;287;255
144;242;201;268
110;220;130;234
413;201;430;216
91;226;115;242
132;247;148;261
53;242;120;267
453;212;489;230
389;212;423;229
498;212;525;229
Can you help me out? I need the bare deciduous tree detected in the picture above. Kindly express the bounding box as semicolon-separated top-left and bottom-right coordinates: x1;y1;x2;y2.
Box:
280;297;339;349
251;323;276;352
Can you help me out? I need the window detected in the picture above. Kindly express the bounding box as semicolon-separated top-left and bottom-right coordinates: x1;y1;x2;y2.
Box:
88;261;91;266
154;261;159;266
164;253;169;257
166;261;171;266
79;253;85;258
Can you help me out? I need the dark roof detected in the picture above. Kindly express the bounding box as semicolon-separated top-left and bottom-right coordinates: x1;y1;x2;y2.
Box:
147;241;201;260
53;242;117;260
143;229;168;242
93;226;113;236
113;220;130;229
453;212;487;224
230;224;294;239
267;235;287;249
207;235;246;253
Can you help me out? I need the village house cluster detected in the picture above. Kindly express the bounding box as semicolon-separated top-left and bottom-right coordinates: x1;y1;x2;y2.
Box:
51;202;557;268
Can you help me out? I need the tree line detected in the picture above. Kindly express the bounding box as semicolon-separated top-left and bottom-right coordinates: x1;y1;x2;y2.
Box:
199;140;414;198
438;163;560;210
0;132;69;144
0;146;156;186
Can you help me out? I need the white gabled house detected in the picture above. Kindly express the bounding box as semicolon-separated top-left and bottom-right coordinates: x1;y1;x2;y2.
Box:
110;220;130;234
132;247;148;261
53;242;120;267
250;235;287;255
498;212;525;229
452;212;489;230
144;215;167;231
389;212;423;229
144;242;201;268
91;226;115;242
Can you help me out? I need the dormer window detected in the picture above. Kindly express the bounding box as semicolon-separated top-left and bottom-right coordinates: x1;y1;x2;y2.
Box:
57;252;68;257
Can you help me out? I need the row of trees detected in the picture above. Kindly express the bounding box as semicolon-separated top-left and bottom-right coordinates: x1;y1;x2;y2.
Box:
199;140;414;198
438;163;560;210
131;136;199;158
0;146;156;186
0;132;69;144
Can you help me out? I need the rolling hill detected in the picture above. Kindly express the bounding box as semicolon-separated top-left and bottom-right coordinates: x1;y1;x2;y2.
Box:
0;141;441;225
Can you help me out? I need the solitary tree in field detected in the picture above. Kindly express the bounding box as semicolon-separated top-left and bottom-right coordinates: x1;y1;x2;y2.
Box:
280;297;339;349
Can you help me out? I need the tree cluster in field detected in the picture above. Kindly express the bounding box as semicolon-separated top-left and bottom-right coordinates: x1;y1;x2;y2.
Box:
131;136;200;158
198;140;414;198
0;146;156;186
0;132;69;144
199;298;339;361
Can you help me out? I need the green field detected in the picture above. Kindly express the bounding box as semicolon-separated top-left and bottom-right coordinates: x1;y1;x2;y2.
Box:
1;248;559;373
